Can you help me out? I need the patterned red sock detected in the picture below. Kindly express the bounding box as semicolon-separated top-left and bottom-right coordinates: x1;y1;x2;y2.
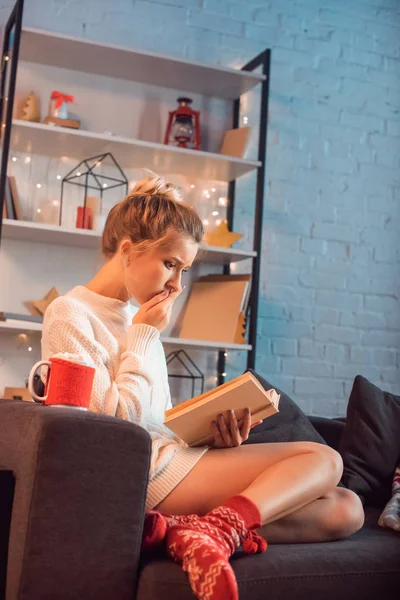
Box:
142;495;267;600
167;527;238;600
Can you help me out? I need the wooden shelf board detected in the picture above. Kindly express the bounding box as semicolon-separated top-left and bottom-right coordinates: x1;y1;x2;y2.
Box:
0;320;43;332
20;28;265;100
2;220;256;263
10;120;260;181
0;321;251;350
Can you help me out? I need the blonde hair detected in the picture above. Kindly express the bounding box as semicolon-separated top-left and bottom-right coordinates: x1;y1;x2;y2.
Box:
101;175;204;258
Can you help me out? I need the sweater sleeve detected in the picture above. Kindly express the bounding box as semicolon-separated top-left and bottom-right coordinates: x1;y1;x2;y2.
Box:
42;300;159;428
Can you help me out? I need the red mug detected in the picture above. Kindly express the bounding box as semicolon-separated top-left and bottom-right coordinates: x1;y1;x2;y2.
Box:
28;355;95;409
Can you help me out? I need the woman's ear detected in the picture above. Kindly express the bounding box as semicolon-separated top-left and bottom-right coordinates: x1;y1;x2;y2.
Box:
119;238;133;268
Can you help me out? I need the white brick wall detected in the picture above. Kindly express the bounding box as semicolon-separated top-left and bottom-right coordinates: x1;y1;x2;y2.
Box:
0;0;399;416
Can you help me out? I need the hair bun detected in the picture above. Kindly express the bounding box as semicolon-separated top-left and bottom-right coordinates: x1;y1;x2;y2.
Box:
131;174;182;203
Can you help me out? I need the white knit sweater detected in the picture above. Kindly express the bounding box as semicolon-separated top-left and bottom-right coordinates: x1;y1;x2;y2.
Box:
42;285;208;510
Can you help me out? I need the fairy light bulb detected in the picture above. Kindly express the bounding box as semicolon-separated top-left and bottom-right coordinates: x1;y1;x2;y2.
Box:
211;187;216;192
224;352;228;357
212;211;219;216
28;346;32;352
11;156;17;162
202;218;209;226
243;116;248;125
190;184;195;189
215;219;221;225
218;196;227;206
56;175;61;180
36;183;41;189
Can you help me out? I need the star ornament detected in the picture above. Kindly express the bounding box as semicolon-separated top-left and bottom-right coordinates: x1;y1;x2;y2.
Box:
32;287;60;316
204;220;243;248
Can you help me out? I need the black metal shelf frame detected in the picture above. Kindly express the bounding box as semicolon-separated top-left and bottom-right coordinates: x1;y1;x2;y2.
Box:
217;50;271;385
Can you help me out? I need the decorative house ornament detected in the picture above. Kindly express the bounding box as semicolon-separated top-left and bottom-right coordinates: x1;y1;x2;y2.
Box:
204;220;243;248
166;349;204;400
19;91;40;122
164;97;201;150
59;152;128;228
43;90;80;129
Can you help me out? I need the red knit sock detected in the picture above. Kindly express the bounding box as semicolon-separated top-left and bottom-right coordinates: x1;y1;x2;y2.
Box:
143;496;267;600
142;495;267;554
167;527;238;600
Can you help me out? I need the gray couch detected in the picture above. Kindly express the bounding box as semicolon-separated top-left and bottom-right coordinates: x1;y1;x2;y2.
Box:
1;399;399;600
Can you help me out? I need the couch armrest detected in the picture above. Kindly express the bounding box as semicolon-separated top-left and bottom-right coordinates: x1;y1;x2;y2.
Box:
0;399;151;600
308;416;345;450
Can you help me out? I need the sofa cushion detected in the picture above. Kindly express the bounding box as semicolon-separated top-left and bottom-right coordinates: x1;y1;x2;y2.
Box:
137;508;400;600
244;369;326;445
339;375;400;508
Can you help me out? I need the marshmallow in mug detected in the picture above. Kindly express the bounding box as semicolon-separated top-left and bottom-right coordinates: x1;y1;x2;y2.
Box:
51;352;95;367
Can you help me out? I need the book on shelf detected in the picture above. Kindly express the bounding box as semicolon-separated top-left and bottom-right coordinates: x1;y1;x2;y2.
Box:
178;275;251;344
164;371;280;447
198;274;252;314
4;176;15;219
220;126;251;158
8;175;23;220
0;312;43;323
2;176;23;220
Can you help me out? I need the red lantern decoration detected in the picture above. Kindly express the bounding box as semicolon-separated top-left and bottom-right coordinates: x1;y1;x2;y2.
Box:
164;97;201;150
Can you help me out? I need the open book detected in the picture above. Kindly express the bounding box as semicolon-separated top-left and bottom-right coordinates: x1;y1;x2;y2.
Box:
164;371;280;447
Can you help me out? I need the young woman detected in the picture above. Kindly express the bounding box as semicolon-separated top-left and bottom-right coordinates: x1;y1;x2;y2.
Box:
42;175;365;600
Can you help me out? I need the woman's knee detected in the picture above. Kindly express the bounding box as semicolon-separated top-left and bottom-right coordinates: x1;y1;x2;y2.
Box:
302;442;344;488
323;487;365;540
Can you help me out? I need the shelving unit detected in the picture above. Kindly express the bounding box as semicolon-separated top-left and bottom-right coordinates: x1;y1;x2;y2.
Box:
0;0;270;390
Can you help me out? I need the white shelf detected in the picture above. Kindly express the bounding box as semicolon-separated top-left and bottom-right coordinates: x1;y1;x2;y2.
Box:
0;321;251;351
0;320;43;332
20;28;265;100
2;219;256;264
2;219;101;248
162;337;251;351
10;120;260;181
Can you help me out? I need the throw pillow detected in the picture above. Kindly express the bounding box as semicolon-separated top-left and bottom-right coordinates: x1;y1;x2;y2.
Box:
339;375;400;508
244;369;326;445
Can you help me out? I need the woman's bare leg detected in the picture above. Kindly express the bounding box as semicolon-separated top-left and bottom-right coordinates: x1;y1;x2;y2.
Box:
258;487;364;543
157;442;364;540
